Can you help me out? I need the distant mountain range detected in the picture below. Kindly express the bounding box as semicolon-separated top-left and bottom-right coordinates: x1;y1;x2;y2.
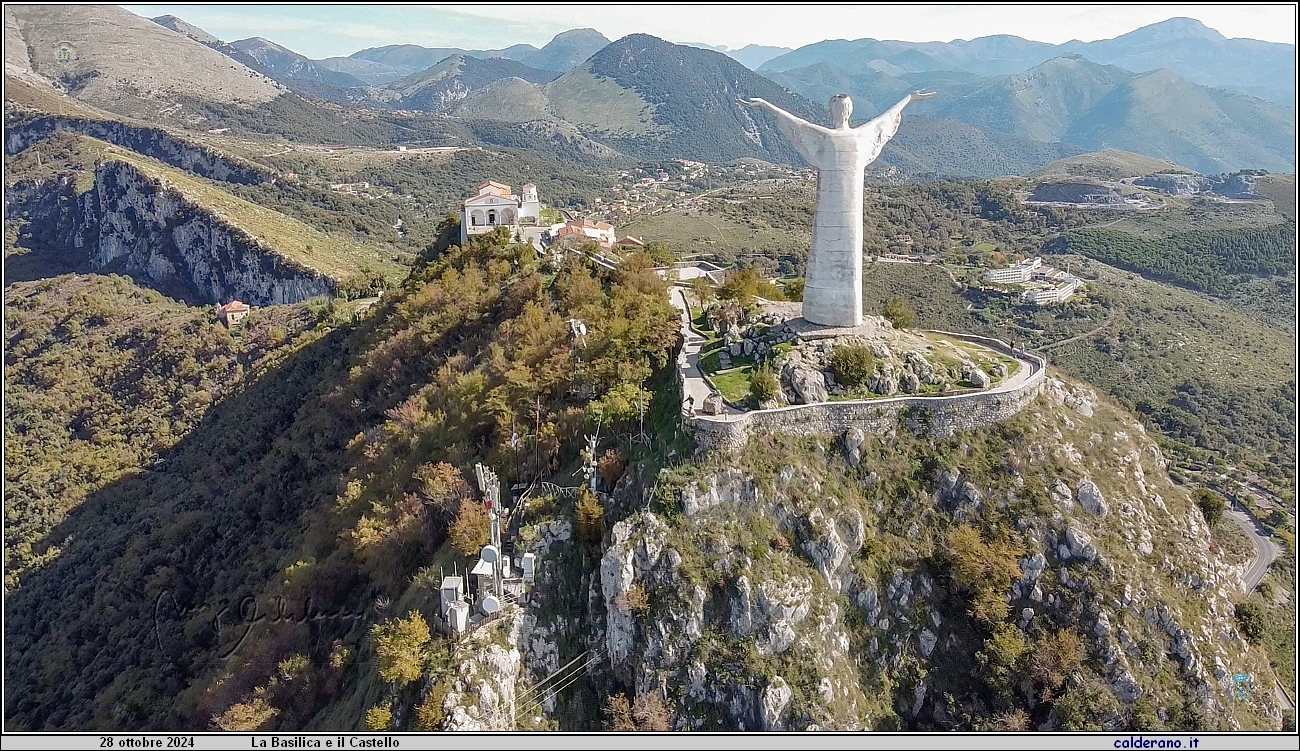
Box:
762;17;1295;106
683;42;793;70
267;27;610;84
6;6;1294;177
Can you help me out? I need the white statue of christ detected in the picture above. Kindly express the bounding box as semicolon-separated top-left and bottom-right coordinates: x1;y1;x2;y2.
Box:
739;91;935;327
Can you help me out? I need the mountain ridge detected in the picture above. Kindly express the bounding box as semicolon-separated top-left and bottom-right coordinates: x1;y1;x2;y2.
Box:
761;17;1295;106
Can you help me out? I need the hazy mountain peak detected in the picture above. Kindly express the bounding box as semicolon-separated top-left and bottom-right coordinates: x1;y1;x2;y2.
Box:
150;14;221;46
1123;16;1225;43
232;36;295;55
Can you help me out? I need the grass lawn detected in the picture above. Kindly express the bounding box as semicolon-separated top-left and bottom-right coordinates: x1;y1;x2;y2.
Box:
708;366;753;405
972;242;998;253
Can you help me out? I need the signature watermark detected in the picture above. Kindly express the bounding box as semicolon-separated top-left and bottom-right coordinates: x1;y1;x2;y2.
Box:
153;591;368;659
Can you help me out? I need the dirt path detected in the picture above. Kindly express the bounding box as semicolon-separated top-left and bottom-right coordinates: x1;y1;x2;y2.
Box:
1040;312;1116;352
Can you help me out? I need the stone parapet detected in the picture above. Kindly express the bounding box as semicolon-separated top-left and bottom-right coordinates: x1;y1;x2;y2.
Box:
684;330;1047;454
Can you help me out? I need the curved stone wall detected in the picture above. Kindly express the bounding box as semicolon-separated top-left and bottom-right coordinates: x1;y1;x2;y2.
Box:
684;331;1048;453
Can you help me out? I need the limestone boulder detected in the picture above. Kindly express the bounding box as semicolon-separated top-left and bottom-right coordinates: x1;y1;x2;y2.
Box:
900;371;921;393
785;364;828;404
1060;526;1097;562
1020;553;1048;582
760;677;792;731
904;348;935;376
868;365;898;395
1077;480;1109;516
702;392;724;415
843;426;866;467
962;364;991;389
854;585;881;622
1051;481;1074;510
918;628;938;657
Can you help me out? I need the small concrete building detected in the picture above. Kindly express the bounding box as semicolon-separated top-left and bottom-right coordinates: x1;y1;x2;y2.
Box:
439;576;464;620
217;300;250;326
1022;278;1082;305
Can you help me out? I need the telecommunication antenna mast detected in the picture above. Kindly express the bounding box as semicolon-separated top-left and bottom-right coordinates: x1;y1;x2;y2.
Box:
475;462;503;598
581;424;601;493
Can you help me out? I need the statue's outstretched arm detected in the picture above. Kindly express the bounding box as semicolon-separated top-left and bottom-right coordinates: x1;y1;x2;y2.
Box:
738;97;828;164
855;90;936;158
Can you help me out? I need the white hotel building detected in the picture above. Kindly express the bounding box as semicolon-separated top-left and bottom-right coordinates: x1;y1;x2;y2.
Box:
983;256;1043;285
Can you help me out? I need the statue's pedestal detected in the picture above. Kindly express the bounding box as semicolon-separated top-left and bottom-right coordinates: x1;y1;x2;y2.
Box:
760;301;894;342
783;315;892;341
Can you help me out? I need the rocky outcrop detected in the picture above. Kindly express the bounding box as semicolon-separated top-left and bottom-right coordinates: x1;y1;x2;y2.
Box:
843;427;865;467
1077;480;1109;517
1134;173;1212;196
7;160;333;305
784;362;828;404
5;117;274;184
441;609;524;731
1030;182;1127;205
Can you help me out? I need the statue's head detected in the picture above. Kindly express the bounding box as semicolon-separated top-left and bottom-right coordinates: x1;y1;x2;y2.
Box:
829;94;852;128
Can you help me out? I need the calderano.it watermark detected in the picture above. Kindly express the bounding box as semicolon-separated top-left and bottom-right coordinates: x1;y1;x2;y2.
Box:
153;591;368;658
1113;738;1202;749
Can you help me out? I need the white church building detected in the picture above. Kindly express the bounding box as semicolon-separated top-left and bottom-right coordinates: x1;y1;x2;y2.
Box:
460;181;542;244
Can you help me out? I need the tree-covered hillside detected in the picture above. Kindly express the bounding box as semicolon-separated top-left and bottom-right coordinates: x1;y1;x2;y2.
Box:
3;225;680;730
584;34;825;165
1054;223;1295;297
3;274;339;589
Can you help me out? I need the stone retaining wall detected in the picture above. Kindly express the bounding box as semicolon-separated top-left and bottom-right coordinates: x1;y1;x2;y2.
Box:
684;331;1047;453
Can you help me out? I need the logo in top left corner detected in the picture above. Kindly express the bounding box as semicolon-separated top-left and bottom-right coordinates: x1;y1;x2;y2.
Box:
55;41;75;63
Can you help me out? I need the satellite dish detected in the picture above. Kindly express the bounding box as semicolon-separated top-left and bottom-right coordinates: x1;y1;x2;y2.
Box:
481;595;501;615
480;544;499;563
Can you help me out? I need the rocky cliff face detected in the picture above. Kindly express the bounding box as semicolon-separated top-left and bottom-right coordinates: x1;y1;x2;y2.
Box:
7;160;332;305
568;377;1280;731
4;116;273;184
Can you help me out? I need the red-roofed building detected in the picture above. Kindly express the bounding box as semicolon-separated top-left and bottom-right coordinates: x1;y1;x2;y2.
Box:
217;300;251;326
460;181;542;243
553;218;617;248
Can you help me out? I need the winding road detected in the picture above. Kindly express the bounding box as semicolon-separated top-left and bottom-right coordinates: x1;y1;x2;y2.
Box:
1227;504;1285;593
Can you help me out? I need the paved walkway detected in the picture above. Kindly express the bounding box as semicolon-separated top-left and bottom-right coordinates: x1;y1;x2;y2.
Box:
669;288;741;417
669;287;1042;423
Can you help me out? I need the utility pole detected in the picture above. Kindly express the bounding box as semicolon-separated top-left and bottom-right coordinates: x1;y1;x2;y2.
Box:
533;396;541;481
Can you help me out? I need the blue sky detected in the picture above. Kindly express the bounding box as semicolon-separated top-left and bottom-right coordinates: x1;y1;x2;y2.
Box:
122;4;1296;59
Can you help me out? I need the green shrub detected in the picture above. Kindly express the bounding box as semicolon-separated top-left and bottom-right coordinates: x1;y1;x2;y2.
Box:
575;487;604;544
883;297;915;329
448;499;490;556
372;611;431;686
1054;680;1119;731
827;344;875;388
750;364;779;404
1234;600;1267;644
783;278;805;302
1193;488;1226;526
1129;695;1162;731
365;704;393;731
